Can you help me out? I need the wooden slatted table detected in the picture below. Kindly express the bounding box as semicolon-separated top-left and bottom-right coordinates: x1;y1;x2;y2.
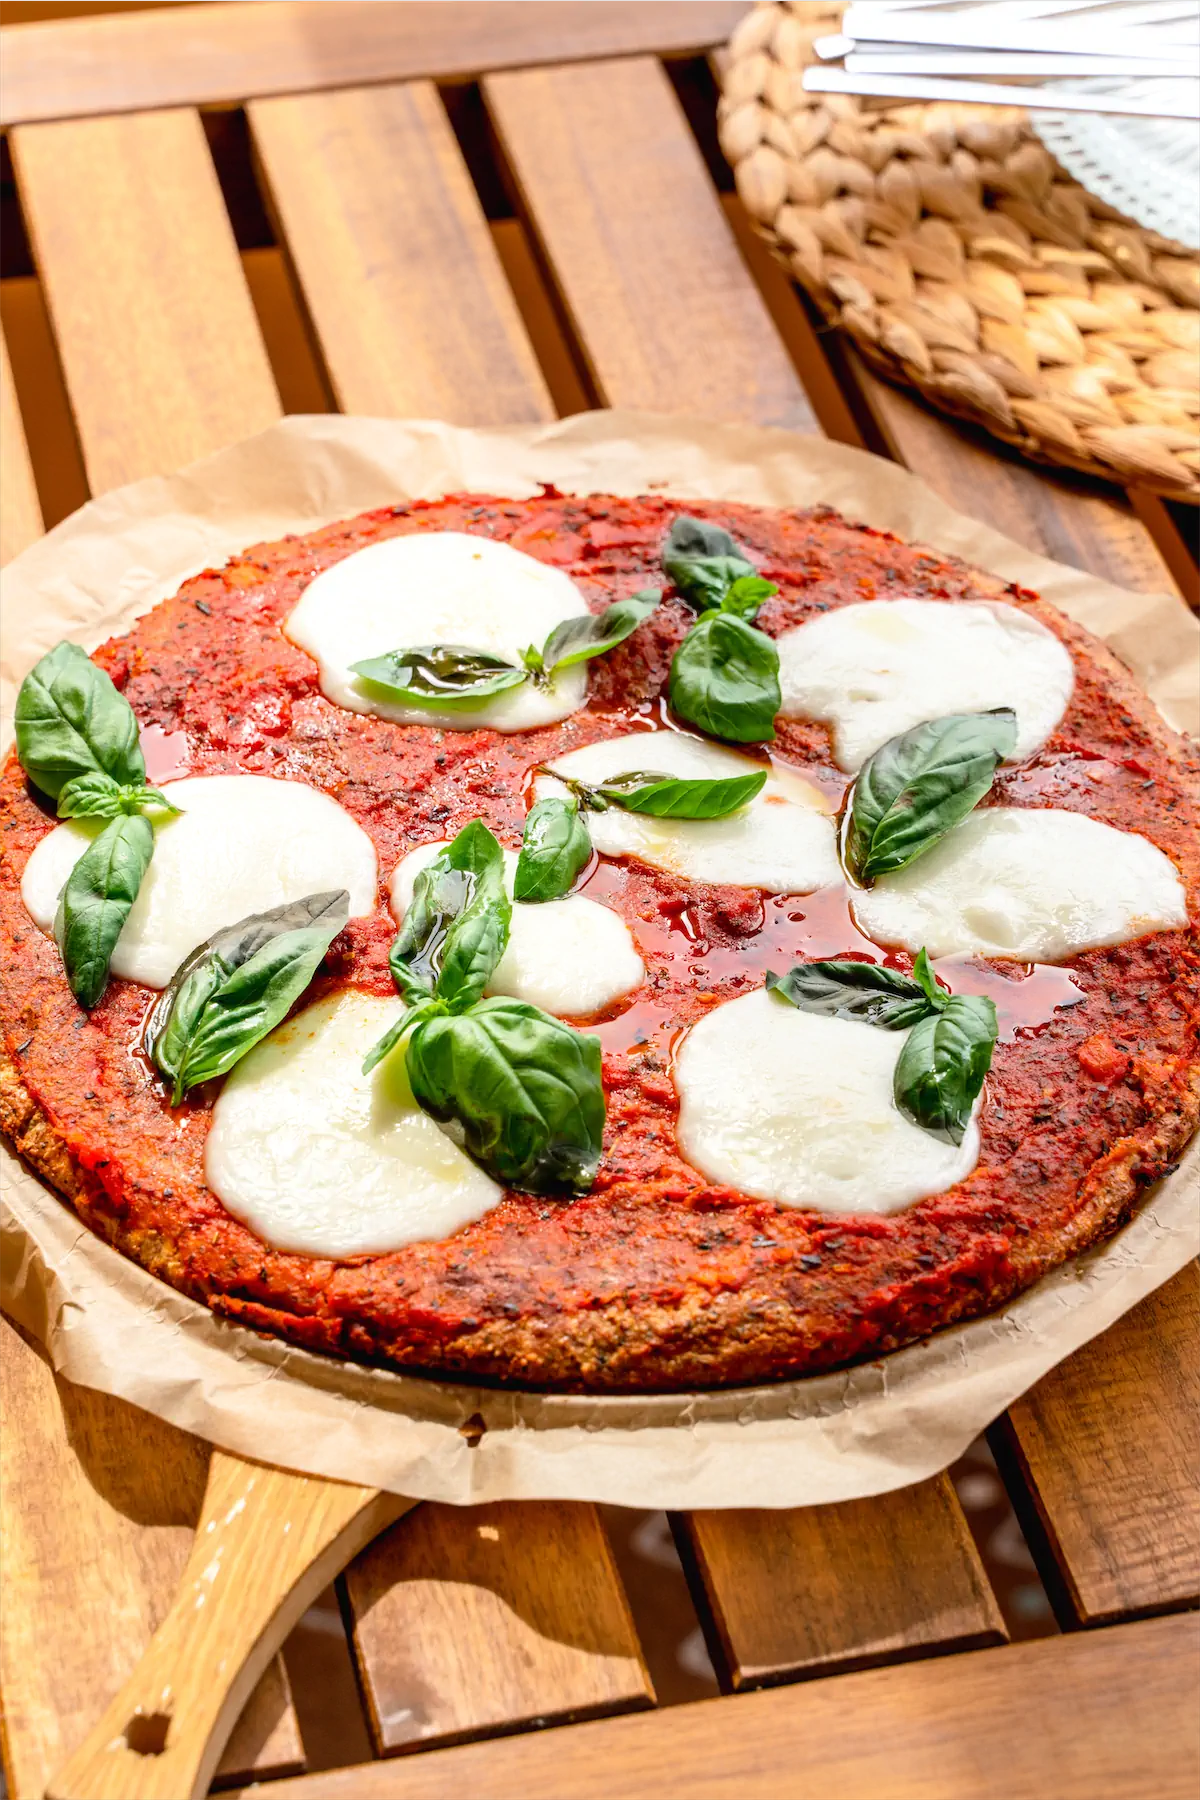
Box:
1;6;1196;1796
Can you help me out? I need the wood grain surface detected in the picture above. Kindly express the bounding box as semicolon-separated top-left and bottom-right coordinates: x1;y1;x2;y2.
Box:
996;1262;1200;1625
249;82;552;424
44;1448;403;1800
485;57;815;430
848;358;1188;602
0;3;747;127
0;324;42;564
0;1317;304;1799
232;1613;1200;1800
10;108;280;491
677;1472;1005;1690
344;1500;653;1755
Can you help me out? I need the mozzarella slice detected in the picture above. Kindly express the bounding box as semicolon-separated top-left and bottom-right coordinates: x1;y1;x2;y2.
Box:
391;842;643;1016
532;730;840;893
285;531;590;731
854;807;1187;962
21;774;378;989
675;988;979;1214
205;990;502;1258
776;599;1074;771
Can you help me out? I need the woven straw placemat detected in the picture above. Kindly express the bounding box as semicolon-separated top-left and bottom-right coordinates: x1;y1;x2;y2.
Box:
719;1;1200;499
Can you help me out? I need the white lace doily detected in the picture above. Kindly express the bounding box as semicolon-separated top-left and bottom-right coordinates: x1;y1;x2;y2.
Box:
1034;78;1200;251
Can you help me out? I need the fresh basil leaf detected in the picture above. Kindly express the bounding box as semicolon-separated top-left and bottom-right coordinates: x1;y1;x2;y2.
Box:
513;797;591;902
579;766;767;819
15;640;145;801
844;709;1018;887
389;821;511;1011
721;574;777;622
894;993;998;1145
56;772;181;820
407;997;604;1194
55;812;154;1007
361;998;442;1077
434;821;512;1011
388;853;471;1001
766;959;937;1029
536;590;662;684
664;516;759;613
668;612;781;744
55;771;123;818
144;890;349;1102
911;947;948;1012
349;646;528;705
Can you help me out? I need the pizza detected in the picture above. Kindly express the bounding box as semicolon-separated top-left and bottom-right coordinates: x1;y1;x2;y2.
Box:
2;490;1196;1392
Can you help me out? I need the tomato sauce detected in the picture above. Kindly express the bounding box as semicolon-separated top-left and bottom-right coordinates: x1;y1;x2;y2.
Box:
1;491;1196;1389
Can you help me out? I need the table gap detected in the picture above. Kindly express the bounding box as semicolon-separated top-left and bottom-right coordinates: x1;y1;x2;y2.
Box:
987;1418;1097;1632
199;103;337;416
0;134;34;276
657;61;884;451
598;1507;719;1708
662;56;733;196
278;1583;377;1775
0;267;89;525
442;82;602;416
203;108;274;250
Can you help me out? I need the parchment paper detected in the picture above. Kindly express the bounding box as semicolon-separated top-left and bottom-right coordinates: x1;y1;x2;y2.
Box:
2;410;1197;1510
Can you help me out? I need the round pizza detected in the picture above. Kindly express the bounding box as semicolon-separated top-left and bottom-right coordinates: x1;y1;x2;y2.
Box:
2;491;1196;1390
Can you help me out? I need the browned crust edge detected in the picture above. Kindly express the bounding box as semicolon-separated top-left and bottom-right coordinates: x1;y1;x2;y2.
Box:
4;1038;1197;1392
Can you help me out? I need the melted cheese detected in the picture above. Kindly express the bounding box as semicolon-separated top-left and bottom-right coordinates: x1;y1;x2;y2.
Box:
776;599;1074;771
21;774;378;989
390;842;643;1016
675;987;980;1214
285;531;590;731
854;806;1187;962
532;729;840;893
205;990;502;1258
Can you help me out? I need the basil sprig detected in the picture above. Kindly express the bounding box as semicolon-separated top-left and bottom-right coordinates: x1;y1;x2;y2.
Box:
15;640;181;1006
350;647;530;705
408;999;605;1194
765;955;941;1029
514;797;592;903
348;590;661;707
365;820;605;1194
844;709;1017;887
767;949;997;1144
522;590;662;685
544;765;766;820
661;517;781;744
894;992;997;1145
144;891;348;1104
15;640;145;800
55;814;154;1008
56;770;180;820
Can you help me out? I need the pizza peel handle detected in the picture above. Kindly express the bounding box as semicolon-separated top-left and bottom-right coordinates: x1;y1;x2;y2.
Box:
44;1449;411;1800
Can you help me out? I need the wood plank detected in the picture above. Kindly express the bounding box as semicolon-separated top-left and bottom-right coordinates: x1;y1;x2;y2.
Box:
248;81;552;424
0;1316;304;1798
484;58;816;430
343;1500;653;1755
10;108;280;492
235;1613;1199;1800
0;2;747;128
994;1263;1199;1626
0;325;42;564
849;354;1186;601
677;1472;1006;1691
